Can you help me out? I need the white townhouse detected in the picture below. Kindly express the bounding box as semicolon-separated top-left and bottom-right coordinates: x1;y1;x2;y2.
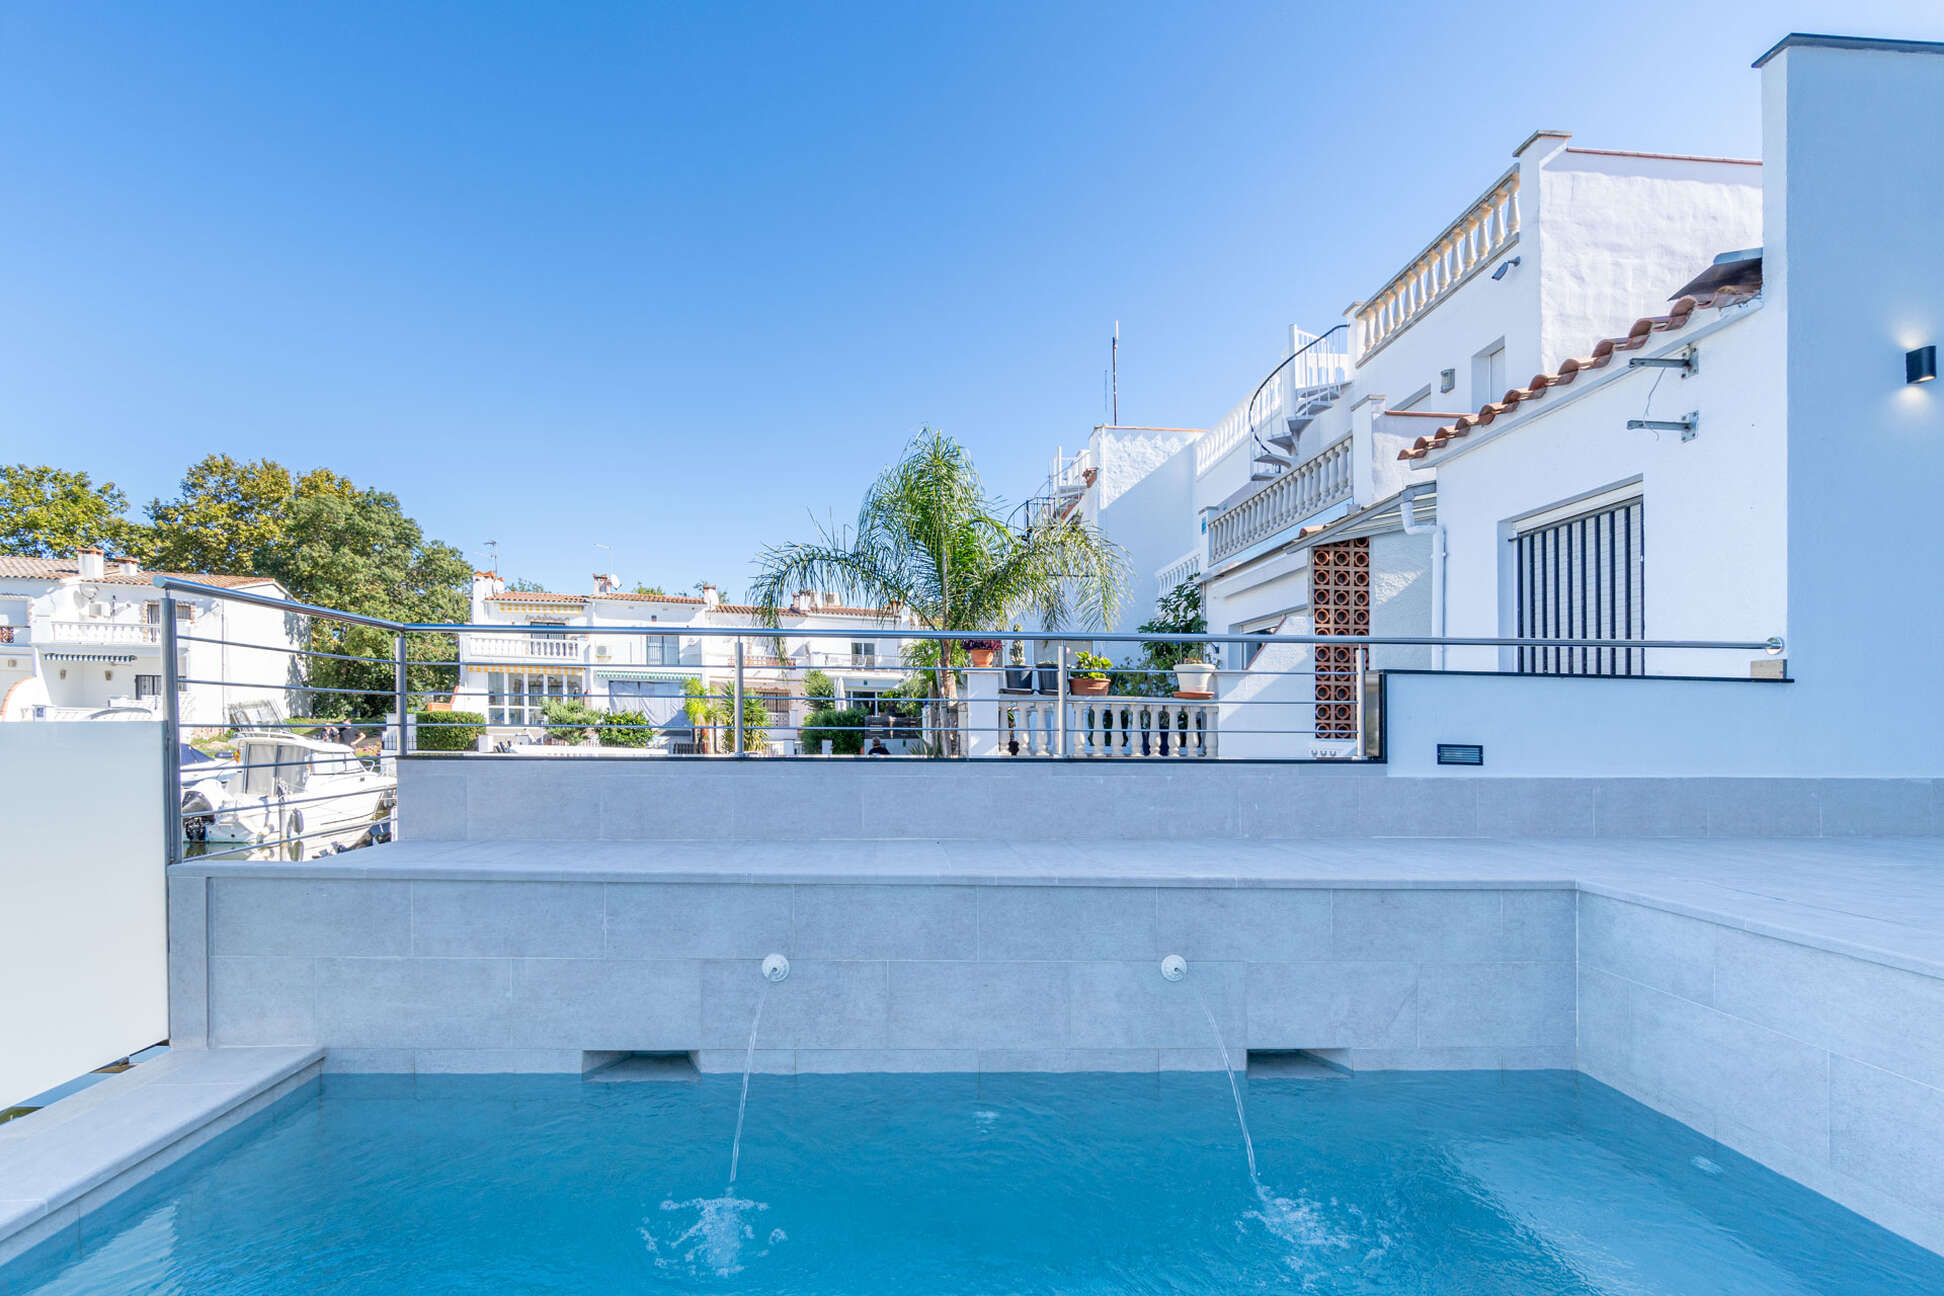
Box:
0;549;303;728
1038;128;1764;754
453;572;916;751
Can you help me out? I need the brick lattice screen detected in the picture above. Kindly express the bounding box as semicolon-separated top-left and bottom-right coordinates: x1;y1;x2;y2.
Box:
1309;538;1369;740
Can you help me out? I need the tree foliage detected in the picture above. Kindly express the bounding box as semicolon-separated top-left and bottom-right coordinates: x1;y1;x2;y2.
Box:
146;456;299;575
0;464;146;558
1115;579;1207;696
751;428;1128;707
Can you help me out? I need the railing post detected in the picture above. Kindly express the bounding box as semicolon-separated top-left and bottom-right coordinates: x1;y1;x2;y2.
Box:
161;592;182;869
733;638;746;757
393;631;409;758
1055;643;1068;758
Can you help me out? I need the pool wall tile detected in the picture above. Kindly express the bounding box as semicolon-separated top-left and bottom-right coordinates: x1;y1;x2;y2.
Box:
1154;888;1332;961
1246;962;1418;1050
1330;890;1503;962
208;956;315;1046
603;883;792;959
1415;962;1575;1048
409;882;603;958
887;961;1071;1050
702;959;888;1051
167;874;209;1048
792;885;979;960
975;887;1156;961
208;878;410;958
1067;960;1244;1049
1578;894;1716;1004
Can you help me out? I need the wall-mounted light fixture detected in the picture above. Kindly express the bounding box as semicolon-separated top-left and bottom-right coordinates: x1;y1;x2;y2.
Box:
1907;345;1937;384
1490;257;1522;281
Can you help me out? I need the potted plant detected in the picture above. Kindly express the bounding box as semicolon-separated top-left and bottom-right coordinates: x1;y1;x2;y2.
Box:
1071;651;1113;695
1173;647;1217;698
1003;638;1034;693
965;638;1001;668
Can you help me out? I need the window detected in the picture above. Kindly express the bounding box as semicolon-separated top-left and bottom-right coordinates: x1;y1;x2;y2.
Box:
1474;342;1508;406
1515;497;1645;676
606;678;684;725
850;640;877;667
643;634;679;667
486;669;582;726
135;674;161;698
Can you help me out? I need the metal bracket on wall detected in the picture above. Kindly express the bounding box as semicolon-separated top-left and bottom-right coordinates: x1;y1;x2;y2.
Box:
1627;412;1699;442
1628;344;1698;377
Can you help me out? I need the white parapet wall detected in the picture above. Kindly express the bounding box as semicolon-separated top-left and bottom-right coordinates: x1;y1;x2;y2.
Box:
0;724;168;1109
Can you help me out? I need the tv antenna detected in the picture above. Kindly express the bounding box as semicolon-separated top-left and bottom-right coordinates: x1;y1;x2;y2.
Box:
484;539;499;572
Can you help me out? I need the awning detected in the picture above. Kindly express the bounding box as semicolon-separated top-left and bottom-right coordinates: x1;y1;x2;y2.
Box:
39;652;139;664
593;669;691;682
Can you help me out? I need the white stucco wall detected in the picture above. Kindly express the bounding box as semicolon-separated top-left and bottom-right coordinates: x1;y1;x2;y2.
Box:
1764;37;1944;776
0;723;167;1108
1425;301;1786;678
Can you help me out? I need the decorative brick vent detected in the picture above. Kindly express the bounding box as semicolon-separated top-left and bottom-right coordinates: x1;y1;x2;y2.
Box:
1310;538;1369;739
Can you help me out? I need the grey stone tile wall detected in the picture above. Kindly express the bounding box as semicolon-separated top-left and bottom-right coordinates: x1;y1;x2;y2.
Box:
398;760;1944;841
1576;892;1944;1254
197;877;1574;1076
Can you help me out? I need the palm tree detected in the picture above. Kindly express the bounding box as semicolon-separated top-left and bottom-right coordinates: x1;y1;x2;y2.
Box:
751;428;1128;709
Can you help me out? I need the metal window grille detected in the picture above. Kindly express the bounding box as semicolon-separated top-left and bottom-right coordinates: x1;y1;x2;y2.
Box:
1516;498;1645;676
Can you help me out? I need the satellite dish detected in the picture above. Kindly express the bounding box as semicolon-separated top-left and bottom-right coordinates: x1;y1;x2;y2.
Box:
80;585;99;600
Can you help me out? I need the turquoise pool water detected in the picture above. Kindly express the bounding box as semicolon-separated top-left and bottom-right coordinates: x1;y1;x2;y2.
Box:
7;1069;1942;1294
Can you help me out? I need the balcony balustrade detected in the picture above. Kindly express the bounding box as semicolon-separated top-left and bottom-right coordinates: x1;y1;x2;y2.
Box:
41;619;161;646
1355;169;1520;360
999;694;1218;758
1206;437;1354;564
463;632;587;663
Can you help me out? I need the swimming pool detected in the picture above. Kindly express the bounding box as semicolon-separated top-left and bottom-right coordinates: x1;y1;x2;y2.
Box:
7;1069;1941;1294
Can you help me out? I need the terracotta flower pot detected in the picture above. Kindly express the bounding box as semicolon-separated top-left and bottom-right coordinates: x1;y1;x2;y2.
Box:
1071;676;1110;695
968;647;997;668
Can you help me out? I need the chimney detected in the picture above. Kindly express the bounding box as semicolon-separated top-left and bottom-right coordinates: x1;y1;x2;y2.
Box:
791;589;814;614
114;558;140;577
701;583;720;609
76;548;104;580
823;591;840;607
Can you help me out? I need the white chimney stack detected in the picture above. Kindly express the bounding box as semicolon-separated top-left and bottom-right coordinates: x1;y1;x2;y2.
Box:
701;583;720;609
115;557;140;577
75;548;104;580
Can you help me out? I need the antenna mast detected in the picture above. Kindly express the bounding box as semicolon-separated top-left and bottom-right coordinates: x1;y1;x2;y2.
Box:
1111;321;1119;426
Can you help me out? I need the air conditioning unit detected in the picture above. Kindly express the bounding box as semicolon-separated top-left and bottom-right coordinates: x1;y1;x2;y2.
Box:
595;645;611;662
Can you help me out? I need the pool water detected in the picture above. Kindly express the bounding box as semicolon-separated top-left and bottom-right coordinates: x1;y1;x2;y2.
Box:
8;1069;1942;1294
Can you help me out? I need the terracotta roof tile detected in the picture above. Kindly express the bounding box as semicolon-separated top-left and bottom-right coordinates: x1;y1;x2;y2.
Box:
1397;287;1757;462
0;556;281;589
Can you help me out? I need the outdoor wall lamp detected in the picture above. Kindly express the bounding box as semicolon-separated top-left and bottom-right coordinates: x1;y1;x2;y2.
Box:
1491;256;1522;281
1907;345;1937;384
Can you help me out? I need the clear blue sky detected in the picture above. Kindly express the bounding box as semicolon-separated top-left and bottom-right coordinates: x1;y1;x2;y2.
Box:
3;1;1940;598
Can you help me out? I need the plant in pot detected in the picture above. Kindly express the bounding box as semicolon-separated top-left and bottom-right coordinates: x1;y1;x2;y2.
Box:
1003;636;1034;693
1172;646;1217;698
1071;651;1113;695
964;638;1001;669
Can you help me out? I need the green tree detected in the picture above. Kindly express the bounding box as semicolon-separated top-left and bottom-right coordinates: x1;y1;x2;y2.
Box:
1117;580;1207;696
751;428;1127;714
255;484;471;719
146;455;296;574
632;582;668;597
505;577;548;592
803;668;836;705
0;464;148;558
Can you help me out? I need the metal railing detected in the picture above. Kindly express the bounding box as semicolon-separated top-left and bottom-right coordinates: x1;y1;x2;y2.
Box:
148;575;1785;865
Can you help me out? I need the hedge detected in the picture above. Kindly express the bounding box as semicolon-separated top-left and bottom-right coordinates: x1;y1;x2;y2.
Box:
414;709;485;752
799;706;867;755
601;708;655;748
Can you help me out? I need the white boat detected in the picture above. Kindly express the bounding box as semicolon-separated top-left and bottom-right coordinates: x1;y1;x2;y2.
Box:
181;733;396;860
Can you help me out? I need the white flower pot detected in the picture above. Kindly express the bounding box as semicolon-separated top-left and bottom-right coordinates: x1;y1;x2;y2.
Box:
1173;662;1216;696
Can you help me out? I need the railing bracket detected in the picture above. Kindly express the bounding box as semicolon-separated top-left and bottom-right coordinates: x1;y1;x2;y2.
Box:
1627;411;1699;442
1628;345;1698;377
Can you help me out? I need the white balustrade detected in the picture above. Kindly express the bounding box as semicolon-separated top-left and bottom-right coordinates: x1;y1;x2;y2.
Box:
41;620;161;646
1205;437;1354;563
1356;169;1520;359
1155;550;1201;593
463;632;586;662
997;695;1217;758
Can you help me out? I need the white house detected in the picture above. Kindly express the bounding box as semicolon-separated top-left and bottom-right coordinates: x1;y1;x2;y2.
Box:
0;550;303;728
453;572;917;752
